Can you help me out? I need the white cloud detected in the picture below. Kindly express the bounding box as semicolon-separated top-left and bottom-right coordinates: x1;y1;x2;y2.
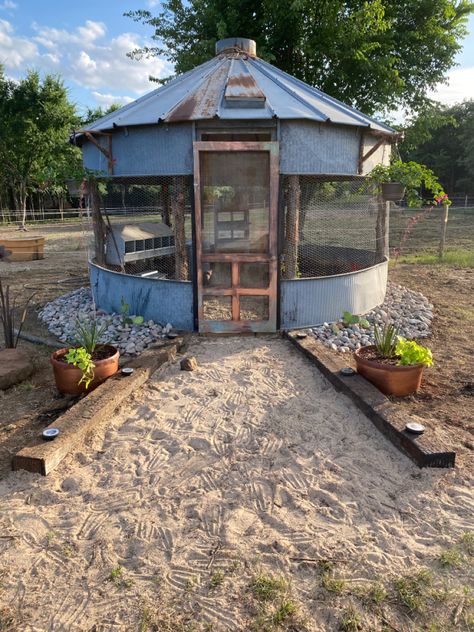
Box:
91;91;134;107
146;0;160;7
0;18;170;107
429;67;474;105
0;1;17;10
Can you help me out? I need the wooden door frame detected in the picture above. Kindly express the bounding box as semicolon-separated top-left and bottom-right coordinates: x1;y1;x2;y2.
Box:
193;141;279;333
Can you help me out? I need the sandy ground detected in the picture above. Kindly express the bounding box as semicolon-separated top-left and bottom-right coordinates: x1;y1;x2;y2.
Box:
0;336;472;631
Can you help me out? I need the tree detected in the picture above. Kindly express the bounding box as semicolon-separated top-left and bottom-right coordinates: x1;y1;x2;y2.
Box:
126;0;473;115
400;100;474;195
0;69;80;226
81;103;122;126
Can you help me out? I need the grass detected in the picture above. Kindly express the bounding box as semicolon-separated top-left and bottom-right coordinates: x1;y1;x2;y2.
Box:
396;248;474;268
339;605;362;631
438;547;464;568
394;569;433;612
209;569;225;588
108;565;133;588
461;532;474;556
250;574;287;602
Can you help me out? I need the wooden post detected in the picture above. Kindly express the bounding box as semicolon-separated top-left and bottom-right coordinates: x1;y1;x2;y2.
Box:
162;182;171;227
283;175;301;279
90;180;106;265
172;176;188;280
376;196;389;259
438;203;450;260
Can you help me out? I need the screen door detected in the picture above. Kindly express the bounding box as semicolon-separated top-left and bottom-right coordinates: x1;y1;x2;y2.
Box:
194;141;279;333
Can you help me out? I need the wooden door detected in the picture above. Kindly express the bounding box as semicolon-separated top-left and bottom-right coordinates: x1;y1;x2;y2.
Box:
194;141;279;333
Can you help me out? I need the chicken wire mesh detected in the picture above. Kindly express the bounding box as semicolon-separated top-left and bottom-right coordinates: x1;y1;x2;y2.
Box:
279;176;385;279
89;176;194;281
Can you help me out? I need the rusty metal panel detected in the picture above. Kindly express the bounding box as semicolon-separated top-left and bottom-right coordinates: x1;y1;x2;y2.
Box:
224;59;266;108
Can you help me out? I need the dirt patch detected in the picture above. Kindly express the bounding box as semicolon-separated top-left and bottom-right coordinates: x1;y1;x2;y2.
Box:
0;223;91;478
389;264;474;467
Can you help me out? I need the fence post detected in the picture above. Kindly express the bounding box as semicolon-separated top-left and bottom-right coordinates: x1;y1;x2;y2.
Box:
376;196;389;259
283;175;300;279
438;203;450;260
90;180;106;266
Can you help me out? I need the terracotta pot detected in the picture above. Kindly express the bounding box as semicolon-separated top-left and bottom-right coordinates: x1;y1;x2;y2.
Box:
354;345;424;396
51;345;119;395
381;182;405;202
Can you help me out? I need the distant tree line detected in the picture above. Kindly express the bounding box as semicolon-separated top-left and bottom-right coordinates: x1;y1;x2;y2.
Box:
399;100;474;197
0;67;119;226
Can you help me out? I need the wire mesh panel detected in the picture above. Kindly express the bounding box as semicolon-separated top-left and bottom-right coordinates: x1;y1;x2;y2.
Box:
280;176;385;279
91;176;193;281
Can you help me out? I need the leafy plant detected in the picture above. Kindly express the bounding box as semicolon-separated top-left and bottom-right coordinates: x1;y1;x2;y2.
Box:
373;322;399;358
0;278;35;349
64;347;96;389
120;297;144;326
368;160;445;207
73;318;107;355
342;311;370;329
395;338;433;367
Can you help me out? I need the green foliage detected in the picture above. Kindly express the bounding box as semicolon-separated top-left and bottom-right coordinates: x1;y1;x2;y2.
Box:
73;318;108;355
395;338;433;367
0;68;81;224
394;569;433;612
400;100;474;196
209;569;225;588
342;311;370;328
120;297;144;326
250;574;287;602
125;1;473;115
397;248;474;269
438;547;463;568
0;277;34;349
64;347;95;389
368;160;445;207
373;322;399;358
339;605;362;631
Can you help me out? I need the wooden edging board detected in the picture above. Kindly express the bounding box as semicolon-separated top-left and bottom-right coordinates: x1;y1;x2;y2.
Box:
285;331;455;469
12;340;182;476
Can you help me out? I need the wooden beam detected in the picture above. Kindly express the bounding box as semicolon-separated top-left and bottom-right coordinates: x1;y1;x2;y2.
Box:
285;332;455;468
12;342;181;476
283;175;300;279
90;179;106;266
172;176;188;280
84;131;114;175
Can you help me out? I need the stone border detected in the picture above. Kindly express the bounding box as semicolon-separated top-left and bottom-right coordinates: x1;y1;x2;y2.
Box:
285;331;455;468
12;340;182;476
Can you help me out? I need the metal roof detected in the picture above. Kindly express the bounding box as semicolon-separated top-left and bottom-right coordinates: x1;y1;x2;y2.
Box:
83;48;395;135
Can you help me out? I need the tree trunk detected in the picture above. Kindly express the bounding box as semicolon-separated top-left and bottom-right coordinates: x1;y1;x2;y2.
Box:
283;175;301;279
90;180;106;265
171;176;188;280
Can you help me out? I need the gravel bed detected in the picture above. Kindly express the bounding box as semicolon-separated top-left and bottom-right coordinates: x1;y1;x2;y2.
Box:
38;287;174;356
310;283;434;353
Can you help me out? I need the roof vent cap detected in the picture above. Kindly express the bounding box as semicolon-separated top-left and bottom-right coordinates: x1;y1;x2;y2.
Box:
215;38;256;57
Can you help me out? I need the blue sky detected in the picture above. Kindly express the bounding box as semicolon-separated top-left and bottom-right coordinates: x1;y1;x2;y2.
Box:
1;0;473;117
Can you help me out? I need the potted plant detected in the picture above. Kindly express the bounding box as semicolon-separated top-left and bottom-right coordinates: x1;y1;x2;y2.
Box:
368;160;445;206
51;318;119;395
354;322;433;396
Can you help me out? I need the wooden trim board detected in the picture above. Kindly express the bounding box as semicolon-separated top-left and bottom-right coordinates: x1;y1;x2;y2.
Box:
12;341;181;476
285;332;455;468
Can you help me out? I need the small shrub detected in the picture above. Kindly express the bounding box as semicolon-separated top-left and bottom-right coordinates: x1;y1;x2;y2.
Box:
374;322;398;357
394;569;432;612
460;532;474;556
209;569;225;588
438;547;463;568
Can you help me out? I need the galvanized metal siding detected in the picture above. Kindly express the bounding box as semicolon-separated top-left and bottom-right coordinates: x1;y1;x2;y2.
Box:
90;261;194;331
279;121;360;175
280;260;388;329
82;124;194;176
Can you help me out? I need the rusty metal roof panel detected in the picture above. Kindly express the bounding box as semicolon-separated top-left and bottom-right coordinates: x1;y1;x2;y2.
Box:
82;51;395;134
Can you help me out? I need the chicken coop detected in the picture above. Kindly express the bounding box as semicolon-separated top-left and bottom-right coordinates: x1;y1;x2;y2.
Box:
77;37;397;333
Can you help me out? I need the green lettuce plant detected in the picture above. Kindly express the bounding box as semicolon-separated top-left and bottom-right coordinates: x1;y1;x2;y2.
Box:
395;339;433;367
64;347;96;388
